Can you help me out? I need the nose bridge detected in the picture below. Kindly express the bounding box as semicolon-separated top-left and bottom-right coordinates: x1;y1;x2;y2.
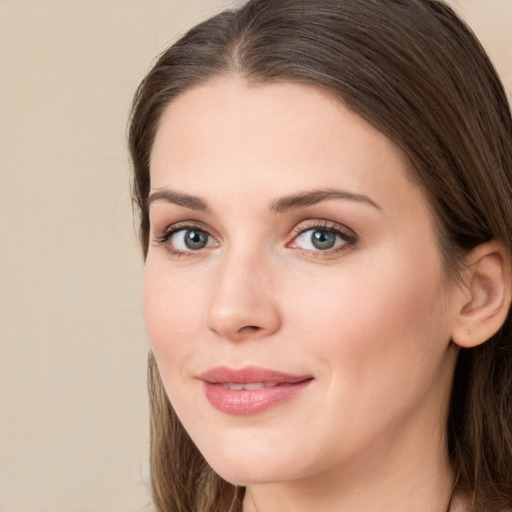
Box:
207;243;280;340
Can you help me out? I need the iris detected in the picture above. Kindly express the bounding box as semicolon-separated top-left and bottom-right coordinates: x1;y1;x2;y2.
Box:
311;230;336;250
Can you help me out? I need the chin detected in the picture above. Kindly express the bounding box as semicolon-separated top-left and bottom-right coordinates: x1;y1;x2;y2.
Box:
197;435;303;486
209;460;290;487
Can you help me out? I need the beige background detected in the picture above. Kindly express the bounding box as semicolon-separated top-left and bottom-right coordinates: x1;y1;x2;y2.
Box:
0;1;510;511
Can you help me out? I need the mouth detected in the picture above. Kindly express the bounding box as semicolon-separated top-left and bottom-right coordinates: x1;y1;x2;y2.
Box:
198;366;313;416
218;382;283;390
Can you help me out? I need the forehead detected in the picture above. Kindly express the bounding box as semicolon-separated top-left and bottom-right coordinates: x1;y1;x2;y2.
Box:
149;77;421;216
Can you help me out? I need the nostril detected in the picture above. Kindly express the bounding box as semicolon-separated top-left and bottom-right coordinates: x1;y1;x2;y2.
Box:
241;325;261;332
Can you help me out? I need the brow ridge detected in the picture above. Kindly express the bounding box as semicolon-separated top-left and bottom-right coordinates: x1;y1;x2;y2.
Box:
148;187;380;214
270;188;381;213
148;189;209;212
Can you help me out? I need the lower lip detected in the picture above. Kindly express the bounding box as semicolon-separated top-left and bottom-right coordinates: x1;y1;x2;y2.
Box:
202;380;312;416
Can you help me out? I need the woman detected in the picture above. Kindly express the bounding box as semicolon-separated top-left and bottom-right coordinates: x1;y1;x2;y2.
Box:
129;0;512;511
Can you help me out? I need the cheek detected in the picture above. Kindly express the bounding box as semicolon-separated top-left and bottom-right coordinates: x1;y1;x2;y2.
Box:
281;255;454;446
142;263;214;422
143;263;204;367
286;251;451;371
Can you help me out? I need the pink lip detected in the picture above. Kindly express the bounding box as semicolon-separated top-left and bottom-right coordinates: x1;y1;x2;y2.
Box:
198;366;313;416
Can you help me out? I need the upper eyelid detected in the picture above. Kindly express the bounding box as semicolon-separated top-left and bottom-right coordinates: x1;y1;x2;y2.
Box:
154;220;217;238
154;218;352;234
290;219;356;237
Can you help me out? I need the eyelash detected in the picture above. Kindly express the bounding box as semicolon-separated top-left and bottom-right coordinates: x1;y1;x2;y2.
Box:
289;220;357;256
152;220;357;258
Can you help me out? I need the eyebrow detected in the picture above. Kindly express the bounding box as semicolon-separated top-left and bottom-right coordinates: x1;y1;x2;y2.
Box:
270;189;381;213
148;189;210;212
147;187;380;213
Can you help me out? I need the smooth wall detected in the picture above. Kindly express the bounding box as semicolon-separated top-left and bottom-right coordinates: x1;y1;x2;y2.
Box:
0;1;510;511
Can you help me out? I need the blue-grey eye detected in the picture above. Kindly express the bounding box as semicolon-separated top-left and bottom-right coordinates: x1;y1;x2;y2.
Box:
311;230;336;250
170;228;212;251
294;228;345;251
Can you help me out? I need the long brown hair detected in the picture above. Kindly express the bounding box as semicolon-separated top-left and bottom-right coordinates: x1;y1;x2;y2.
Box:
129;1;512;510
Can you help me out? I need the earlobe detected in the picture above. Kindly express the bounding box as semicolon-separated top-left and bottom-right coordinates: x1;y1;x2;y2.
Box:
451;241;511;349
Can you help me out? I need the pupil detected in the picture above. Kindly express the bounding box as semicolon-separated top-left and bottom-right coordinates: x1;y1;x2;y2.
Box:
185;230;207;250
311;230;335;250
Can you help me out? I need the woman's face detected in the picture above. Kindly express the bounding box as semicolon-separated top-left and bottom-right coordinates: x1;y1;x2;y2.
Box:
144;78;460;486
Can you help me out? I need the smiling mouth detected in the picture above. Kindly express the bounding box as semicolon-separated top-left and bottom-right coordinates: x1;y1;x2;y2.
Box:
198;366;313;415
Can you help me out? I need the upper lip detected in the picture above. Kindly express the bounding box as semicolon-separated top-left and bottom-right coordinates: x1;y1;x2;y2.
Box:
198;366;312;384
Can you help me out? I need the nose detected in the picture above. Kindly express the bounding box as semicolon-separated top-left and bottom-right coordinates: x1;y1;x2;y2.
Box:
206;250;281;342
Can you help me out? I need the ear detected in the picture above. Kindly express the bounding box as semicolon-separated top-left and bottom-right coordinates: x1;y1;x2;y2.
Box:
451;241;511;348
